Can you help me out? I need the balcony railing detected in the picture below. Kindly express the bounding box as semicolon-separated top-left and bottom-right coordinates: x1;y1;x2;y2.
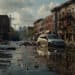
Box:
59;11;74;20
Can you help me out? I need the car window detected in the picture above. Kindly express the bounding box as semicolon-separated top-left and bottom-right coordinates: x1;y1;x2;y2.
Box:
48;34;60;39
40;36;47;39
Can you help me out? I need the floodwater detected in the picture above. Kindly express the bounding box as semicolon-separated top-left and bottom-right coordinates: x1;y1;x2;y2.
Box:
0;43;58;75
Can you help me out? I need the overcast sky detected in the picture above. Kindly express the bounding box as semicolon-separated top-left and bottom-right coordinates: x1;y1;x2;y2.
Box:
0;0;66;29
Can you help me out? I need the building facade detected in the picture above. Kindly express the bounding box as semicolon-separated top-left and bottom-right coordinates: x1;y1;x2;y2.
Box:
43;15;54;33
0;15;10;41
34;18;44;35
33;18;44;41
51;0;75;42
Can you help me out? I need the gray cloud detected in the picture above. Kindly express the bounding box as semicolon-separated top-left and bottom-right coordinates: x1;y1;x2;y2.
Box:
0;0;35;28
36;1;59;19
19;8;35;25
0;0;34;11
0;0;60;29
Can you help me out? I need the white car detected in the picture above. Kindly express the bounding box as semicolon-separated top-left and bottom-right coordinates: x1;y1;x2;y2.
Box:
36;34;50;56
36;33;65;56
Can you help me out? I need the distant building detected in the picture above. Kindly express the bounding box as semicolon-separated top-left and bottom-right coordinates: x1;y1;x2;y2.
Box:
43;15;54;33
0;15;10;41
34;18;44;35
28;26;34;36
34;16;54;34
33;18;44;41
28;26;34;32
51;0;75;42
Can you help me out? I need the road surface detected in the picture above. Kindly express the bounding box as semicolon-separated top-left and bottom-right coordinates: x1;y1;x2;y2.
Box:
0;43;58;75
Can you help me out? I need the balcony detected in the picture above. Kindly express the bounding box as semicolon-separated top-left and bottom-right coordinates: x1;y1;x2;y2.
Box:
59;11;73;21
59;12;67;20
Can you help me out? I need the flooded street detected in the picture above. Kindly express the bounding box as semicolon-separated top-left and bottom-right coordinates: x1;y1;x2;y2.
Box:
0;0;75;75
0;42;58;75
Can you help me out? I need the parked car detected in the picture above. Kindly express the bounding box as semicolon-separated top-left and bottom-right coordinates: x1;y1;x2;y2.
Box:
36;34;49;56
36;33;65;56
47;34;65;53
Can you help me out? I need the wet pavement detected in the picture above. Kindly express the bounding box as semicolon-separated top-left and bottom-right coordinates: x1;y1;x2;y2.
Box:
0;43;58;75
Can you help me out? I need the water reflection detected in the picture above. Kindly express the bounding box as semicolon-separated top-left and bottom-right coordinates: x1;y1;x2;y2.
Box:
0;44;58;75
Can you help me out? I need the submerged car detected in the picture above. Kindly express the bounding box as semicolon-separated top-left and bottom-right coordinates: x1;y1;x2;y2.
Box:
36;34;48;56
47;34;65;53
36;33;65;56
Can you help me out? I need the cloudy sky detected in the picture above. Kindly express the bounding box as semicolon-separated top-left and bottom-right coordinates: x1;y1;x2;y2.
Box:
0;0;66;29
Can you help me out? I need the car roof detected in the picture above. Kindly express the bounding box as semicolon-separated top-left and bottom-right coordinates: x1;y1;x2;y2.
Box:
39;34;47;37
39;33;57;37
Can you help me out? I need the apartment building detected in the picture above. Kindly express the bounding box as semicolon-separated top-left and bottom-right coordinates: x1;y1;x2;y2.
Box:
51;0;75;42
43;15;54;33
0;15;10;41
34;18;44;35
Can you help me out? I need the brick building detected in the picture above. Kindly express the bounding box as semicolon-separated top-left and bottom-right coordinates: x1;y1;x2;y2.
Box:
43;15;54;33
34;18;44;35
33;18;44;41
51;0;75;42
28;26;34;36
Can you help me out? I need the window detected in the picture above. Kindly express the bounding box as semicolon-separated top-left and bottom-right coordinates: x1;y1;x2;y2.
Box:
40;36;48;39
62;11;64;15
72;8;74;13
67;9;71;14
